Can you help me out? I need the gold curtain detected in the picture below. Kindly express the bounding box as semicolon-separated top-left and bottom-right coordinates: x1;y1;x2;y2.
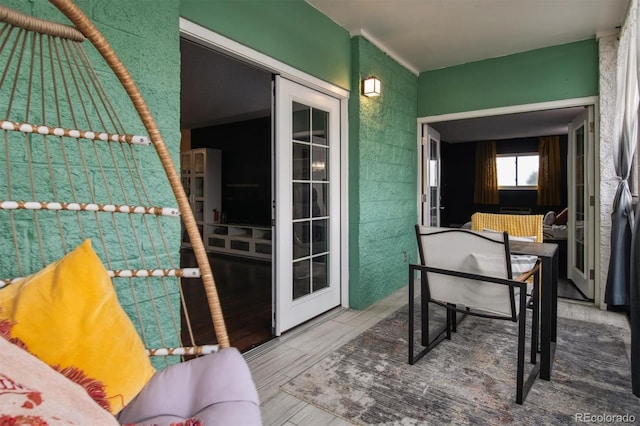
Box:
537;136;561;206
473;141;499;204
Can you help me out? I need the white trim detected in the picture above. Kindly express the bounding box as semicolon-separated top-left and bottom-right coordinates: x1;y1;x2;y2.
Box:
417;97;599;124
355;29;420;76
274;77;342;334
592;101;601;307
179;18;349;99
340;94;350;308
417;96;601;304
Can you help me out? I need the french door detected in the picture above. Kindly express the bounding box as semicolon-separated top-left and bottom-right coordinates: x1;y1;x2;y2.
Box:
274;77;341;334
421;125;441;226
568;107;595;299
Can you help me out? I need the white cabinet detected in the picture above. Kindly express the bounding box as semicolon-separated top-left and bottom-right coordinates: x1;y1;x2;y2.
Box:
180;148;221;248
180;148;271;260
205;224;272;260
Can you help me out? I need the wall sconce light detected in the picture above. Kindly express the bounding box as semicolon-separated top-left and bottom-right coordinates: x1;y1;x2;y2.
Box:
362;76;381;97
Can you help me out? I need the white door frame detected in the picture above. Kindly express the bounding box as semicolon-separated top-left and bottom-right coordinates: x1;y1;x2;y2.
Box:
275;77;342;333
179;19;351;313
417;96;601;305
421;125;441;227
567;106;595;298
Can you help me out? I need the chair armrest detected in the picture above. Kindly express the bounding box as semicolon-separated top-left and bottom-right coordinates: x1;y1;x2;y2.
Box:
515;260;540;282
410;263;527;290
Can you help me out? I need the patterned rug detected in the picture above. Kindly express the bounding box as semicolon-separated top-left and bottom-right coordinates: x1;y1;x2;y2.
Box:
282;303;639;425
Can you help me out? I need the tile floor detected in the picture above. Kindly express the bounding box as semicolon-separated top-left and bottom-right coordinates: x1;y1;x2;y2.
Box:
244;286;630;426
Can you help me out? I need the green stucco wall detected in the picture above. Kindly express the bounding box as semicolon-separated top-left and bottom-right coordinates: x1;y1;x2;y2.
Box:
417;39;599;117
349;37;418;309
4;0;182;190
0;0;182;362
180;0;351;90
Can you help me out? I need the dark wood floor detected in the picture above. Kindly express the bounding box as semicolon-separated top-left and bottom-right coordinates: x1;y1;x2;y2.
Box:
558;277;591;301
181;250;273;353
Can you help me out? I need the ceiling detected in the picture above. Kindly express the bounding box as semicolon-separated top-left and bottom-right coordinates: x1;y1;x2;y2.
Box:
181;0;628;140
428;106;587;143
180;39;272;129
306;0;628;73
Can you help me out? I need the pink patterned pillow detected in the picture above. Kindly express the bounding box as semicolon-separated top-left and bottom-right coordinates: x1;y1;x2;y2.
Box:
0;335;118;425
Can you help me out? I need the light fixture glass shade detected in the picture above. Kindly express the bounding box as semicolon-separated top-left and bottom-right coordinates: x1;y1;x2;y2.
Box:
362;76;381;97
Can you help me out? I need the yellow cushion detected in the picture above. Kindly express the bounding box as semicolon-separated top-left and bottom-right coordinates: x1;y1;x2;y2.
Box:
471;212;544;243
0;240;155;414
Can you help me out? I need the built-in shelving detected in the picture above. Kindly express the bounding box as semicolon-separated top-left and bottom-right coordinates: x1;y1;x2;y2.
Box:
180;148;221;248
205;224;272;260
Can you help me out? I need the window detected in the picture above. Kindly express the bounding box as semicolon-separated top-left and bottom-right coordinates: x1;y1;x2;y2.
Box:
497;154;539;188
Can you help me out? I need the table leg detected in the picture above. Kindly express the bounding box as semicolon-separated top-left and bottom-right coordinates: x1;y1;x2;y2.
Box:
408;265;415;364
421;270;429;346
540;249;558;380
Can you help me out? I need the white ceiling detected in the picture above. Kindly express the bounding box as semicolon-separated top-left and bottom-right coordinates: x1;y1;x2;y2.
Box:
181;0;628;141
428;106;586;143
306;0;628;73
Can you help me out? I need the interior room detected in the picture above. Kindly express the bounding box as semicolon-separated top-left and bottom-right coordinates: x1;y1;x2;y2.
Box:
179;39;274;352
429;107;590;301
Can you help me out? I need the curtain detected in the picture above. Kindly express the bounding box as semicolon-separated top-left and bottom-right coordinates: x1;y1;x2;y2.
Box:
606;0;640;398
632;200;640;397
606;0;638;308
537;136;561;206
473;141;499;204
630;0;640;399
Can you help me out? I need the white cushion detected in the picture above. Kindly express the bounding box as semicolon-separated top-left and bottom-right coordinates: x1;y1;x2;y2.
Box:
510;254;538;274
426;252;515;317
417;228;536;317
482;228;536;242
543;211;556;226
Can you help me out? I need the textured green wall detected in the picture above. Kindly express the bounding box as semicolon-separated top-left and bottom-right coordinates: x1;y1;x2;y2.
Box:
180;0;351;90
1;0;182;361
349;37;418;309
417;39;599;117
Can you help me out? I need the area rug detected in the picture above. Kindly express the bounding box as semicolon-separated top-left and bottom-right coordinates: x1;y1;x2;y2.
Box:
281;303;639;425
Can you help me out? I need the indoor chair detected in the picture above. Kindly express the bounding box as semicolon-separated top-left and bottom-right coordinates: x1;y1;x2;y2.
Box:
409;226;540;404
471;211;544;281
471;212;544;243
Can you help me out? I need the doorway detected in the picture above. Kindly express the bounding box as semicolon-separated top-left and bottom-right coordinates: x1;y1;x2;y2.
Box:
179;39;274;352
178;26;348;350
418;99;598;303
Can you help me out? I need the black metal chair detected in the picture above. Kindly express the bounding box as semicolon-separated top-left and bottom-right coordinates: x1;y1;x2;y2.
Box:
408;226;541;404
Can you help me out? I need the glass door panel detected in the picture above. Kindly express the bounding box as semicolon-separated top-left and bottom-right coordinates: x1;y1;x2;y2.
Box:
194;151;204;173
422;125;441;227
275;77;341;334
574;126;585;274
292;104;330;301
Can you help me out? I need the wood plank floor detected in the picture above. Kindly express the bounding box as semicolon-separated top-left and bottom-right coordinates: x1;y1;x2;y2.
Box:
244;286;630;426
181;250;273;352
